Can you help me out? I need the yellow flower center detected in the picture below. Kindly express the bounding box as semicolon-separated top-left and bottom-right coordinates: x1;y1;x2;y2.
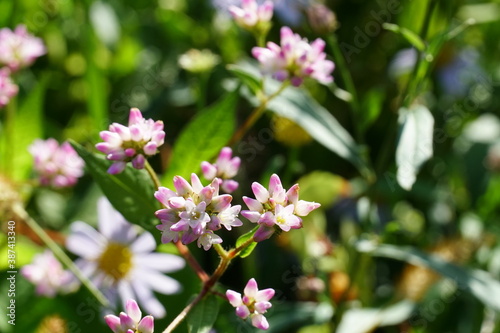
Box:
276;216;286;225
97;242;133;281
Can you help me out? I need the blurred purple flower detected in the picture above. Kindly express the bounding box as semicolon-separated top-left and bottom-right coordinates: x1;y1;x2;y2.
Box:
29;138;85;188
229;0;274;33
66;197;185;318
155;173;243;250
252;26;334;86
105;299;154;333
21;249;78;297
0;67;18;108
226;278;275;330
0;25;46;71
201;147;241;193
96;108;165;174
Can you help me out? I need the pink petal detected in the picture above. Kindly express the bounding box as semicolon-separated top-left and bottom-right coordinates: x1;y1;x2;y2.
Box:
104;315;121;333
251;182;269;203
125;299;142;323
244;278;258;298
137;315;154;333
251;313;269;330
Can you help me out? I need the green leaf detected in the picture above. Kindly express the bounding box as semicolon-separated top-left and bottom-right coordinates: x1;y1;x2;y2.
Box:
356;241;500;311
70;141;160;233
395;105;434;190
296;171;347;208
227;64;262;95
162;90;239;187
187;294;219;333
231;62;372;180
0;76;47;181
359;88;384;132
236;225;259;258
382;23;426;51
336;300;416;333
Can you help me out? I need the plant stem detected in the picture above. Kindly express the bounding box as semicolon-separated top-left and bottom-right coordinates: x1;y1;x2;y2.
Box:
13;203;110;307
228;81;289;146
145;160;162;189
326;34;363;142
162;235;257;332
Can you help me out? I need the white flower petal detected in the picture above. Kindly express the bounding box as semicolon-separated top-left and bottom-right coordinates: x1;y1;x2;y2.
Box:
66;222;106;258
134;253;185;273
138;269;182;295
130;232;156;253
131;280;166;318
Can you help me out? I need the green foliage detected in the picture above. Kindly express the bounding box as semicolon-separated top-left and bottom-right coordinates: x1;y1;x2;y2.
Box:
70;141;160;233
162;90;239;187
187;294;220;333
236;225;259;258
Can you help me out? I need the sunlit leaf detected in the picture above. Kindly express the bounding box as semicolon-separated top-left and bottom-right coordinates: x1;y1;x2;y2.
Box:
162;90;238;187
235;225;259;258
383;23;426;51
396;105;434;190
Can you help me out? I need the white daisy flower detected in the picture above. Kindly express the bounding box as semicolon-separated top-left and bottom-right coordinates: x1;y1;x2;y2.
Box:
66;197;185;318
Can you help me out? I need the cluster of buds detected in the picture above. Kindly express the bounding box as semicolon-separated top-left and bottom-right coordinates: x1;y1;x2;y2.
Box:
96;108;165;174
229;0;274;37
201;147;241;193
0;24;46;108
105;299;154;333
252;26;334;86
226;278;275;330
0;67;18;107
21;250;78;297
241;174;320;241
29;139;85;188
155;173;242;250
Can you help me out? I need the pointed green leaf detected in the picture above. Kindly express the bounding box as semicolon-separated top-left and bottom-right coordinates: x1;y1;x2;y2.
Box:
235;225;259;258
70;141;160;233
383;23;426;51
187;294;219;333
162;90;239;187
396;104;434;190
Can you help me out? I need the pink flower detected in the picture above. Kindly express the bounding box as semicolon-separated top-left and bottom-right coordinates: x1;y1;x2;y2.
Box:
96;108;165;174
0;67;18;107
29;138;85;188
21;250;78;297
105;299;154;333
201;147;241;193
0;25;46;71
155;173;242;250
226;278;275;330
67;198;185;318
229;0;274;33
252;26;335;86
241;174;320;241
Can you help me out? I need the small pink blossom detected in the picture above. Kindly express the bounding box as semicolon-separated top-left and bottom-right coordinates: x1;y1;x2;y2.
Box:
96;108;165;174
0;67;18;107
226;278;275;330
229;0;274;34
21;250;78;297
241;174;320;241
155;173;243;250
105;299;154;333
252;26;334;86
201;147;241;193
29;138;85;188
0;25;46;71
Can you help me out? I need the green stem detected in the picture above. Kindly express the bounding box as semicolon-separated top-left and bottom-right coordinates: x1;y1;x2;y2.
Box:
326;34;362;142
145;160;162;189
228;81;289;146
13;203;110;307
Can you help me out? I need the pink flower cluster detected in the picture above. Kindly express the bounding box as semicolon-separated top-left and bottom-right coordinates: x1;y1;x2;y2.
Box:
242;174;320;241
0;68;18;107
21;250;78;297
29;138;85;188
226;278;275;330
105;299;154;333
229;0;274;33
252;26;334;86
96;108;165;174
0;25;46;71
0;25;46;108
201;147;241;193
155;174;243;250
